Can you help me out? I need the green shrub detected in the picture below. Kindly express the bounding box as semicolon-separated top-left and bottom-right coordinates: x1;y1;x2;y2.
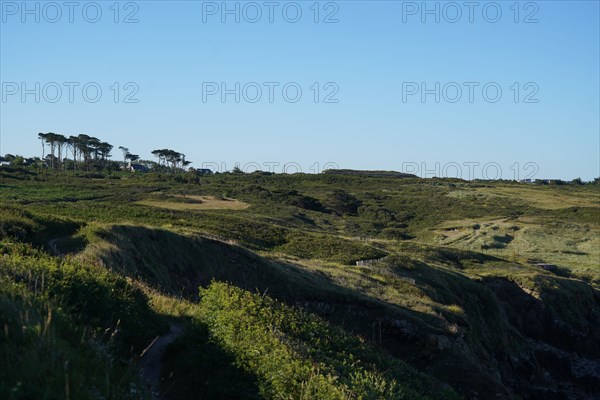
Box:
324;190;362;215
277;233;387;264
197;282;459;400
0;206;38;241
0;241;160;399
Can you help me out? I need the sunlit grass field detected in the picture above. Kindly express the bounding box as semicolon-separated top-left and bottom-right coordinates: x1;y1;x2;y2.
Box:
137;194;250;211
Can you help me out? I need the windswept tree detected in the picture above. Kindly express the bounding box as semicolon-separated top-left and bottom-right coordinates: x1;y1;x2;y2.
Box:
76;134;93;166
54;134;68;169
151;149;188;173
39;132;66;169
37;132;47;162
98;142;114;164
88;136;102;161
35;132;114;171
166;150;182;173
67;136;79;170
44;132;57;168
118;146;129;164
33;132;199;173
151;149;165;167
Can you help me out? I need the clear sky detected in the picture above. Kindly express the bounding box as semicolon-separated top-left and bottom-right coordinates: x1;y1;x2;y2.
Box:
1;0;599;180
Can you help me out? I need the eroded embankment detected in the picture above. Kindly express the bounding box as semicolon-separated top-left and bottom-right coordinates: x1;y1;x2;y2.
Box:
67;224;600;400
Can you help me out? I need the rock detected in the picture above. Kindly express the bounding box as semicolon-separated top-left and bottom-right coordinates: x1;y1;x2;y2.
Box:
436;335;453;351
391;319;416;335
387;319;420;340
426;334;453;351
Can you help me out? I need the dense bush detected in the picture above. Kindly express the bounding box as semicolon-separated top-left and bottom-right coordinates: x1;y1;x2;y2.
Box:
0;241;164;399
277;233;387;264
279;190;328;212
0;206;38;241
197;282;458;400
324;190;362;215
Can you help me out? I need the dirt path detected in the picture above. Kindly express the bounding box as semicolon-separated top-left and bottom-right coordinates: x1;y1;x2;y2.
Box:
47;236;185;398
139;324;184;399
47;237;67;256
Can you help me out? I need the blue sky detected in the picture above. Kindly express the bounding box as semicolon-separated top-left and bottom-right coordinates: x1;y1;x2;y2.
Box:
1;0;599;179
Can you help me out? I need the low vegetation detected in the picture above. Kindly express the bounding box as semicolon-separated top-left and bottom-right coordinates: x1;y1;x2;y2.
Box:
0;241;164;399
0;166;598;399
196;282;458;400
138;195;250;211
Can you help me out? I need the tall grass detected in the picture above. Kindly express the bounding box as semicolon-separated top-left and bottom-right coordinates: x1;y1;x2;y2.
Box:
0;241;165;399
196;282;460;400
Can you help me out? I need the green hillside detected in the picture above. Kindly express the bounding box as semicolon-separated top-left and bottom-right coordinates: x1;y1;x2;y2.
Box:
1;167;599;399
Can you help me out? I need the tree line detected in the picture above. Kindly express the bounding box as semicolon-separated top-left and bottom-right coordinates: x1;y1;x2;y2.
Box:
35;132;191;173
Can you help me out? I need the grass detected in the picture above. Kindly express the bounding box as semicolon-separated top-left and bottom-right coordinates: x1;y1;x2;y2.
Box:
0;167;599;399
468;185;600;209
0;241;165;400
0;290;146;400
196;281;459;400
430;216;600;286
275;232;388;265
137;195;250;211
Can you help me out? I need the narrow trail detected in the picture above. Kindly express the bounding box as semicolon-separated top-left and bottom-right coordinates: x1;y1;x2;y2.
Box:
139;324;184;399
47;236;67;257
47;235;185;399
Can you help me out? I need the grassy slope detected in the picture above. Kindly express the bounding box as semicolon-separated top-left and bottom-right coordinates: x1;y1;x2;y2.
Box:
1;168;599;399
0;241;165;399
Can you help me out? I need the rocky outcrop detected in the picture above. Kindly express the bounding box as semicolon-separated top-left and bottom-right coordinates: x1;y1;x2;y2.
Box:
484;277;600;399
